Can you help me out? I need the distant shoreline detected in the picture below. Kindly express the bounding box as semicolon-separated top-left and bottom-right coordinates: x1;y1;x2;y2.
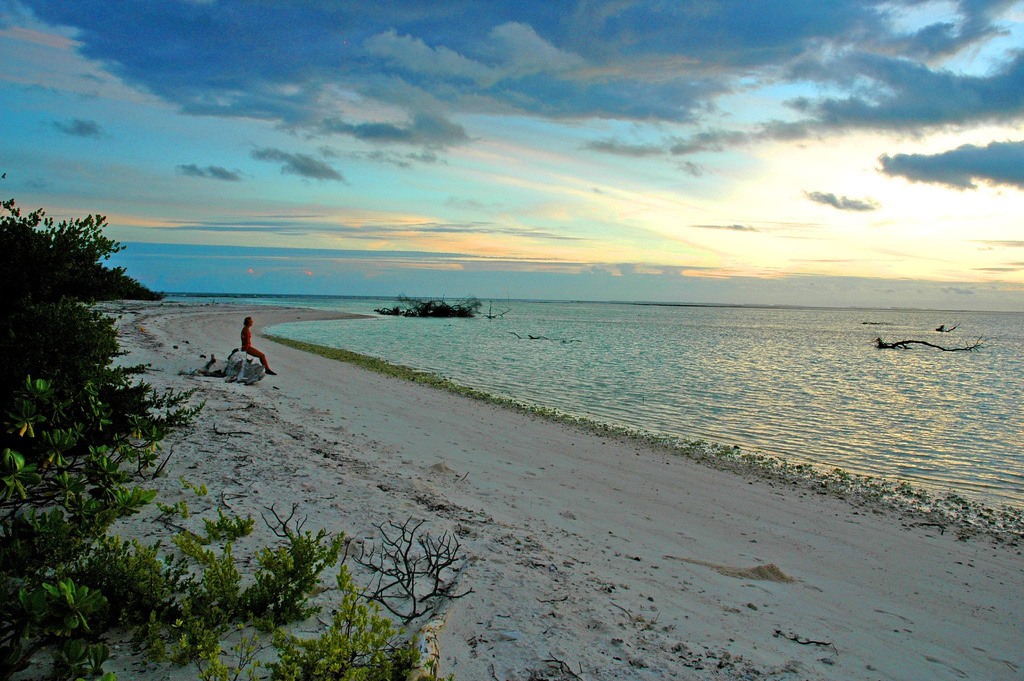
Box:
162;292;1015;316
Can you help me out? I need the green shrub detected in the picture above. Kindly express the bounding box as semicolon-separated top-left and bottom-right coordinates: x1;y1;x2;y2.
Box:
68;536;190;629
241;529;344;629
0;301;120;403
0;197;161;411
0;196;191;680
268;566;417;681
203;509;255;544
0;377;189;679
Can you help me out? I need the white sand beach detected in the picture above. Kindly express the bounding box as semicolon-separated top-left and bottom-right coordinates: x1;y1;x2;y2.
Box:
104;300;1023;680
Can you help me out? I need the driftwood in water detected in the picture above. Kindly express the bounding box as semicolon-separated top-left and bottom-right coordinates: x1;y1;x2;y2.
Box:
483;301;510;319
874;337;984;352
509;331;580;343
935;322;960;332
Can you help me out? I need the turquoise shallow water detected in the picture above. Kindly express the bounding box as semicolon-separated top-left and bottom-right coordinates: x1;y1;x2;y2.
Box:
182;296;1024;509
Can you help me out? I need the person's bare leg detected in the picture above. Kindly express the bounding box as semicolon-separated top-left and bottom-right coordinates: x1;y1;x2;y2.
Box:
245;347;276;375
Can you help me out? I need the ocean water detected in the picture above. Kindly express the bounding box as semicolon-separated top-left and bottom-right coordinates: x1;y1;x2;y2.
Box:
193;296;1024;509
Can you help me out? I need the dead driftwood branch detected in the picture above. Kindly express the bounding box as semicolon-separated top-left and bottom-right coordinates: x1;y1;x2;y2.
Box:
483;301;511;319
874;337;984;352
508;331;581;343
355;517;473;623
910;521;947;535
541;656;584;680
213;421;255;436
774;629;837;653
261;502;308;538
935;322;960;332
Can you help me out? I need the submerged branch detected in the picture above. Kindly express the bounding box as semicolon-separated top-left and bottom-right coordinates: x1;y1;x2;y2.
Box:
483;302;510;319
508;331;581;343
874;337;985;352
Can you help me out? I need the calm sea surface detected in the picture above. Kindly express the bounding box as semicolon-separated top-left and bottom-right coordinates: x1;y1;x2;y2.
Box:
187;296;1024;509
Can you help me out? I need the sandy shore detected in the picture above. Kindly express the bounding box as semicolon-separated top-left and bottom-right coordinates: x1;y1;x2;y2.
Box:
102;300;1022;680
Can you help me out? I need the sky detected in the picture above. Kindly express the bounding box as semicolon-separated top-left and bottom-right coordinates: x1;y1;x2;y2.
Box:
1;0;1023;310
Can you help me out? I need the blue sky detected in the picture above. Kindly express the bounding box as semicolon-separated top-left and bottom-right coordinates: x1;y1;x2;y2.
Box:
2;0;1023;309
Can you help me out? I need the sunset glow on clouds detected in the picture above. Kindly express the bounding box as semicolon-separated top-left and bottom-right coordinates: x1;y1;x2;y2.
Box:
1;0;1023;309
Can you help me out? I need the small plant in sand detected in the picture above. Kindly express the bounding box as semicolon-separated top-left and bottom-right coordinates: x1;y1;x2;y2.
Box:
267;566;419;681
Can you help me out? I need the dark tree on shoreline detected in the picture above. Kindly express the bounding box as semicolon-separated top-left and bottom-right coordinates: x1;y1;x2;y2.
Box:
375;295;482;318
0;198;161;401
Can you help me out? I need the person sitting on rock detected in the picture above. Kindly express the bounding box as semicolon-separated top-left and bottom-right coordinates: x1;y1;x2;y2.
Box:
241;316;277;375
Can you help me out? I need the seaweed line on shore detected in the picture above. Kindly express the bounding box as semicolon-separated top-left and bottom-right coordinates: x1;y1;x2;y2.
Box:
267;334;1024;546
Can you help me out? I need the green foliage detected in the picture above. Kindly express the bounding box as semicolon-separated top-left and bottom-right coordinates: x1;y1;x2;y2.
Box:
0;374;191;680
157;498;192;520
52;638;109;680
0;197;195;681
203;509;255;544
1;576;107;679
0;301;120;403
0;379;165;579
156;479;216;523
68;535;189;629
0;197;163;408
240;529;344;629
196;631;263;681
166;534;244;665
182;477;209;497
267;566;417;681
137;513;354;673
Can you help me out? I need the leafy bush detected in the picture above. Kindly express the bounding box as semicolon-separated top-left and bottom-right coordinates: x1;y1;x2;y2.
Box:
240;528;344;629
268;566;418;681
0;196;195;680
68;535;190;629
0;301;120;401
0;198;162;415
0;377;191;679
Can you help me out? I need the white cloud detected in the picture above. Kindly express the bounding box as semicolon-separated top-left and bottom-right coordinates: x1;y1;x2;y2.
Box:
364;29;494;83
487;22;585;77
